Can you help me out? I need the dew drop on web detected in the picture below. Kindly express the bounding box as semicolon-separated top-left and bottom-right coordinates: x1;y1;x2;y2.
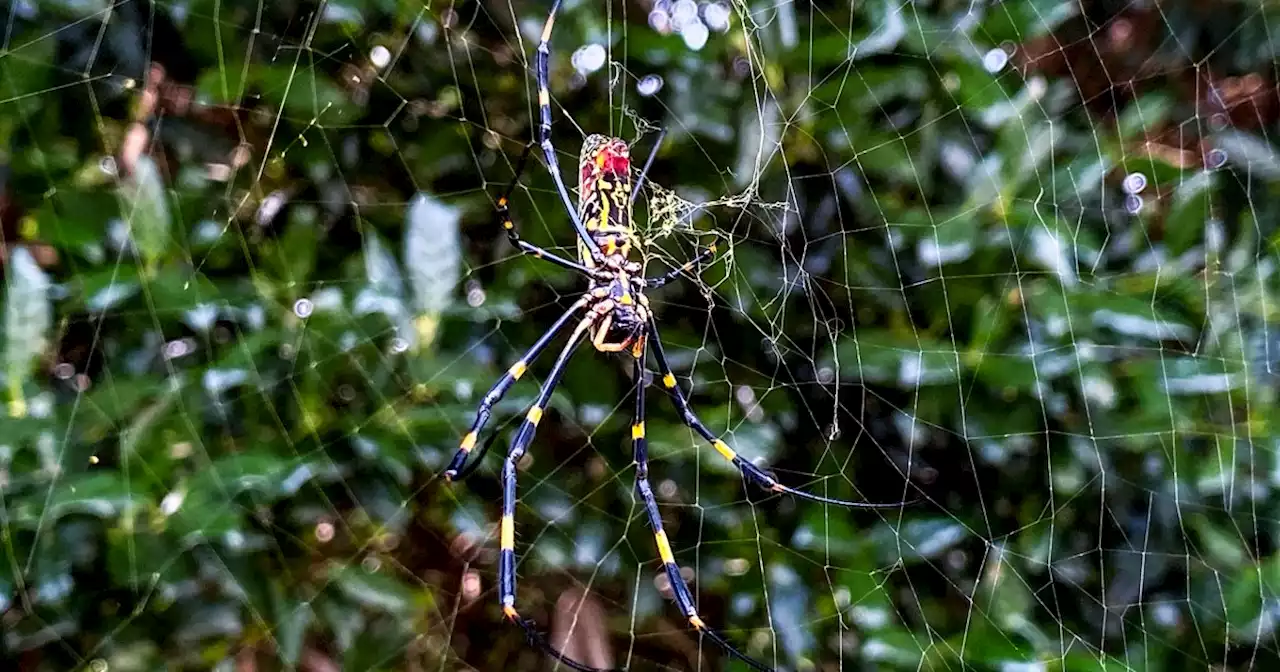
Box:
1122;172;1147;194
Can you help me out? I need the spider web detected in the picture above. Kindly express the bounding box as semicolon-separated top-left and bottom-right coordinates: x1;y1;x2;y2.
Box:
1;0;1277;670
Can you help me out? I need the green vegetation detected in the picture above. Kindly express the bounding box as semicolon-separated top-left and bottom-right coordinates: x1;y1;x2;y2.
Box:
2;0;1279;670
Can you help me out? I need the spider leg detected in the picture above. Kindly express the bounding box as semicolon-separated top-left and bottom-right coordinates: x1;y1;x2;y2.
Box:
498;316;617;672
646;317;914;510
630;354;775;672
498;142;601;277
644;242;717;289
443;295;590;480
630;128;666;207
535;0;604;262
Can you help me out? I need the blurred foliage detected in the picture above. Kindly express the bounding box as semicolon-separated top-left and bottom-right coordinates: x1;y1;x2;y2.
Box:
2;0;1280;670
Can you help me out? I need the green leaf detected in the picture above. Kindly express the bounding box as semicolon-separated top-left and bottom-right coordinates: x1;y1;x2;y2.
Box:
832;330;964;387
1222;555;1280;644
40;0;114;17
1126;355;1246;397
105;523;182;589
195;449;330;500
354;232;414;351
1191;513;1247;570
1163;171;1216;254
1000;120;1062;198
253;65;358;122
860;628;927;666
118;156;173;268
145;266;228;315
12;472;148;525
1005;203;1102;285
1023;281;1197;343
851;0;906;59
0;28;56;124
274;594;312;667
1117;93;1175;141
269;205;320;288
766;563;815;662
868;517;968;565
31;189;115;253
194;62;249;108
165;488;245;547
68;267;142;313
118;380;181;456
1214;130;1280;180
972;545;1034;632
328;562;428;618
979;0;1079;42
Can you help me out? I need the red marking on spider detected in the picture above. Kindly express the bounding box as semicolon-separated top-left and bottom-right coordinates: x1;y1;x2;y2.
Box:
581;141;630;184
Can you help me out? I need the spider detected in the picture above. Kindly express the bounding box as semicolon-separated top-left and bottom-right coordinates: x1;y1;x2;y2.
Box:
441;2;913;669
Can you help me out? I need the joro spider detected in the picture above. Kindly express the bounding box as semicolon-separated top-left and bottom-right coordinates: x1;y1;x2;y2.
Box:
441;2;913;670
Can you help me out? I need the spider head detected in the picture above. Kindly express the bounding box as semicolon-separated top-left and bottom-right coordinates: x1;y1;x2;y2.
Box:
580;135;630;185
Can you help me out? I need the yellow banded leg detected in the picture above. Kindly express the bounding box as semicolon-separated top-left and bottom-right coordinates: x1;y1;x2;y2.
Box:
443;296;589;480
627;356;771;670
495;316;612;672
630;356;695;621
646;316;908;510
532;0;603;260
494;141;598;276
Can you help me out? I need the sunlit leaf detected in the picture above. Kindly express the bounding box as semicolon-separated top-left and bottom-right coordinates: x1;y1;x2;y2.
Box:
404;191;462;348
328;562;427;618
12;473;148;525
4;246;51;417
1214;130;1280;180
832;330;964;388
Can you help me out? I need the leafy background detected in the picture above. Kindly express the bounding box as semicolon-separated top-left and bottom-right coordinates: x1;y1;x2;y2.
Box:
2;0;1280;670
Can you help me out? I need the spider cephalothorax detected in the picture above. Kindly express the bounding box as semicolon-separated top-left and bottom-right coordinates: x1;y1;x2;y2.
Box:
438;1;914;670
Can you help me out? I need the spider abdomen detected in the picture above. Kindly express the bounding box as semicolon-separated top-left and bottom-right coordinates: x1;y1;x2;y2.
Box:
577;134;637;266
